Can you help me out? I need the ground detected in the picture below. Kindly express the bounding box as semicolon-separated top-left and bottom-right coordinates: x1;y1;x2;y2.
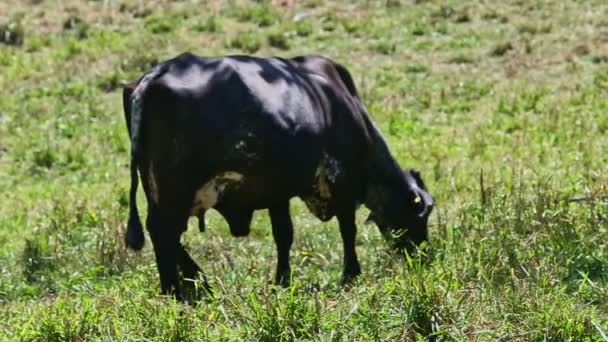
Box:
0;0;607;340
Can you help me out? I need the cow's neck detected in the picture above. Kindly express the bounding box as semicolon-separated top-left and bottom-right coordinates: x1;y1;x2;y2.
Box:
362;115;403;212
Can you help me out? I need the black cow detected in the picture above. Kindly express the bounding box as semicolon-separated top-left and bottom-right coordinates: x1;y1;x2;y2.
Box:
122;53;434;300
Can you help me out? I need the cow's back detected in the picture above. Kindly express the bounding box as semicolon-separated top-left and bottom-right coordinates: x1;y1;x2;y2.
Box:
140;53;332;209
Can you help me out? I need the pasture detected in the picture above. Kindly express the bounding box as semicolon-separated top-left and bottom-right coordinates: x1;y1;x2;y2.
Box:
1;0;607;340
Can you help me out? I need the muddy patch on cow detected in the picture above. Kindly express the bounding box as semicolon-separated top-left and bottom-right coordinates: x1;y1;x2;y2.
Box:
303;153;341;221
191;172;244;216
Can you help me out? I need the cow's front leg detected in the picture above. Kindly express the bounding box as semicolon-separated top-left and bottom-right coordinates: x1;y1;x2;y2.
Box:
336;206;361;283
269;201;293;287
147;207;181;299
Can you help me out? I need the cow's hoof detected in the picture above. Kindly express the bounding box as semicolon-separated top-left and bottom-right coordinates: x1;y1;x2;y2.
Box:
230;229;250;237
341;269;361;286
274;276;291;288
179;278;213;305
197;216;206;232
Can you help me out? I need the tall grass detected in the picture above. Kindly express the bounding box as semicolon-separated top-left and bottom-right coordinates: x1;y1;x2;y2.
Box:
0;0;606;340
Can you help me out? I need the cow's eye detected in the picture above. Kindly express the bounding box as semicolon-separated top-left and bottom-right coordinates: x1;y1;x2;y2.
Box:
414;196;421;204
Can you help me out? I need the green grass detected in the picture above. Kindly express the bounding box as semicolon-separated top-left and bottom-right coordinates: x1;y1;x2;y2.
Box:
1;0;607;340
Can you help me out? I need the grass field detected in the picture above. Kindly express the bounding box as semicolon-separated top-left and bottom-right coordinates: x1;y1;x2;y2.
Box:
1;0;607;340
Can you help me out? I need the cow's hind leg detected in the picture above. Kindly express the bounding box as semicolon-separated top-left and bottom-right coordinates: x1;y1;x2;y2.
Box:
336;205;361;284
269;201;293;287
176;244;212;301
146;206;183;299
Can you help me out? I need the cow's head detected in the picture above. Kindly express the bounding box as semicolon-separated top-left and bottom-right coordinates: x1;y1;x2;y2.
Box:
365;168;434;253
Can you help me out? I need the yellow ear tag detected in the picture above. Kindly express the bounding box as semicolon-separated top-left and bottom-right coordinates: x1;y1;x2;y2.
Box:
414;196;421;204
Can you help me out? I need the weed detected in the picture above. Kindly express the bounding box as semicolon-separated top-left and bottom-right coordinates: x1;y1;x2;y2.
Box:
405;64;429;74
231;4;279;27
295;21;313;37
119;3;153;18
321;14;338;32
592;55;608;64
342;19;361;34
385;0;401;8
412;22;426;36
448;54;476;64
63;15;89;40
227;33;261;53
518;23;552;35
490;42;514;56
22;232;54;284
121;53;160;73
454;12;471;23
431;5;454;20
371;40;396;55
432;5;472;24
573;45;589;56
191;16;222;33
32;147;57;170
144;15;178;34
482;11;509;23
267;32;289;50
303;0;322;8
97;72;122;93
25;34;51;52
244;287;321;341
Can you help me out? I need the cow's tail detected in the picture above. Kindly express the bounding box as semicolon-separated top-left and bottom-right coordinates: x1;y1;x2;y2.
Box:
124;65;165;251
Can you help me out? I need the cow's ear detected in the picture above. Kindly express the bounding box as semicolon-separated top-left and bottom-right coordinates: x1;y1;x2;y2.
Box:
365;211;377;225
409;168;421;178
407;168;427;190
